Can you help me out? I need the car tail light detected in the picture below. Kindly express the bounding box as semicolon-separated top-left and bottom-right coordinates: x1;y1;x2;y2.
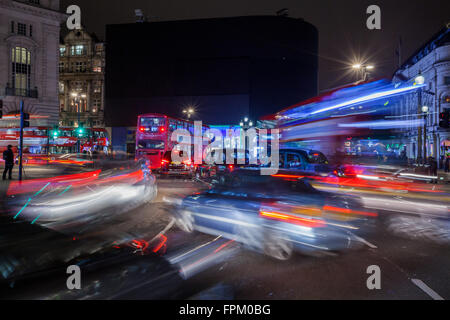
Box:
259;210;326;228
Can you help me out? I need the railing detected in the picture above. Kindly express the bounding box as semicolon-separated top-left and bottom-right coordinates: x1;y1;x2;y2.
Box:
5;87;38;98
60;68;103;74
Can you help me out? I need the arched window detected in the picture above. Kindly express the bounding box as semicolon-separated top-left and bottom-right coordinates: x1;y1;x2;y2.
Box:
11;47;31;94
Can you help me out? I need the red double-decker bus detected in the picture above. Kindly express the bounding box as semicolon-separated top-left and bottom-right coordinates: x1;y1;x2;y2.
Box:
0;127;49;154
0;126;110;156
135;113;209;170
51;127;110;154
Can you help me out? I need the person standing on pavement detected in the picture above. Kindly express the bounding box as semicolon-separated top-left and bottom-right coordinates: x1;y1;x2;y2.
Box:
3;145;14;180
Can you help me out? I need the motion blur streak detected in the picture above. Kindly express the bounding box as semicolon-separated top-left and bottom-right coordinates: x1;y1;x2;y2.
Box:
175;239;239;280
322;206;378;218
7;170;102;196
310;84;425;115
259;211;326;228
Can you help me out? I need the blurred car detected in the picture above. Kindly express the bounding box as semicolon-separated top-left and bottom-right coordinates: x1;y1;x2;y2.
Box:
208;149;260;185
276;149;333;176
160;150;195;178
6;159;157;230
167;170;377;260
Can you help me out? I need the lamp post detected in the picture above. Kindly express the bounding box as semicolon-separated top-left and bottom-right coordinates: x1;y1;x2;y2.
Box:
422;105;429;162
352;64;375;82
415;73;425;164
72;92;86;153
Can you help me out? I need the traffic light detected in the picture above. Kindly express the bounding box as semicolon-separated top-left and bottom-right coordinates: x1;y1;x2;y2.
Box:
439;110;450;129
51;125;60;138
22;112;30;128
0;100;3;119
77;125;85;137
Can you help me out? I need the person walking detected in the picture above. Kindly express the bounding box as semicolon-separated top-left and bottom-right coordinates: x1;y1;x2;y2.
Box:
3;145;14;180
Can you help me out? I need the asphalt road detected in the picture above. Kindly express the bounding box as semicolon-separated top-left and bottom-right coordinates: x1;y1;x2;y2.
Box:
62;176;450;300
1;168;449;300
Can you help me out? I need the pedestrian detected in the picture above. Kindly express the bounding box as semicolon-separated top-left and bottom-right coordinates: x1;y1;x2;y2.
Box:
446;156;450;173
430;156;438;178
3;145;14;180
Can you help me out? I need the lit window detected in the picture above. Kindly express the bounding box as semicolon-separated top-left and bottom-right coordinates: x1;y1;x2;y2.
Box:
11;47;31;92
60;47;66;56
71;45;85;56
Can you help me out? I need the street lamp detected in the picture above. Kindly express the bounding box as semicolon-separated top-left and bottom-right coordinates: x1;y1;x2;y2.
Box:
352;64;375;81
183;108;195;119
415;74;425;85
239;117;254;130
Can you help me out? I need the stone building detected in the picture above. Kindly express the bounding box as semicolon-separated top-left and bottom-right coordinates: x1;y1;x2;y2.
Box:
392;27;450;163
0;0;65;125
59;27;105;128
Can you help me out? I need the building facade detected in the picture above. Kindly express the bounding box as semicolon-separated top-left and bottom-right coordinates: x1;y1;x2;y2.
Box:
59;28;105;128
392;27;450;163
0;0;65;125
105;16;318;127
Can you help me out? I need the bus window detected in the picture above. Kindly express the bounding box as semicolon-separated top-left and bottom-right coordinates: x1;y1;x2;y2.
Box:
137;140;165;150
140;117;166;132
169;120;177;132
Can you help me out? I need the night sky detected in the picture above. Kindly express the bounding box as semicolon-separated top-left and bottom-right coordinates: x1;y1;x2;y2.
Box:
60;0;449;92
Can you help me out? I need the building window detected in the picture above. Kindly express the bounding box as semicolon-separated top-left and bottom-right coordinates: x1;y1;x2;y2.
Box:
11;21;14;33
445;77;450;85
94;81;102;93
11;47;32;92
73;61;87;72
29;25;33;37
28;0;40;4
60;47;66;57
59;62;65;73
71;45;85;56
93;99;101;111
17;23;27;36
59;82;65;94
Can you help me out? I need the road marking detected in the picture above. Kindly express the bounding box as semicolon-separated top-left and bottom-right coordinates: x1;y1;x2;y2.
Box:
149;218;175;244
411;279;444;300
168;236;222;264
352;234;378;249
